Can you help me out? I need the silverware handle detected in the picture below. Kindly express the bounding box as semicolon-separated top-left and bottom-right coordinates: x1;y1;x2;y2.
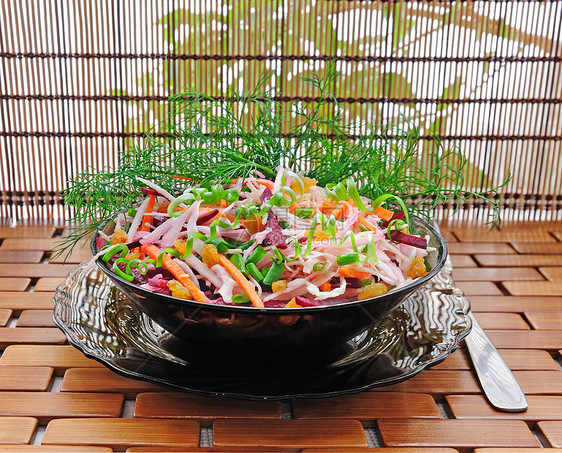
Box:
465;313;528;412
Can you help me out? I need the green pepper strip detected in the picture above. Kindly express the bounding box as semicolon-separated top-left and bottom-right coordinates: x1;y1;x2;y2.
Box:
386;218;408;242
303;213;338;257
262;261;285;286
313;261;326;271
102;244;129;262
246;263;264;282
337;253;360;266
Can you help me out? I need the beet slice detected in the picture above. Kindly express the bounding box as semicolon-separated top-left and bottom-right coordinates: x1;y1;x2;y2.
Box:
389;230;427;249
197;209;219;225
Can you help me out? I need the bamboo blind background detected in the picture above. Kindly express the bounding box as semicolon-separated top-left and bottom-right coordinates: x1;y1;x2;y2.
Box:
1;0;561;222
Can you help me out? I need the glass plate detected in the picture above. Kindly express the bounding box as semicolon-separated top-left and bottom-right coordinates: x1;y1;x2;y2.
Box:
53;263;471;400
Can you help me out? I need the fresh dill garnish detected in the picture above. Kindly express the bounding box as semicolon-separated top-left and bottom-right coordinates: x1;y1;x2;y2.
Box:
55;64;508;260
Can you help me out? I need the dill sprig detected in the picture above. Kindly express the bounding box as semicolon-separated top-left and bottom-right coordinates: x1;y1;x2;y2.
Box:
56;64;507;259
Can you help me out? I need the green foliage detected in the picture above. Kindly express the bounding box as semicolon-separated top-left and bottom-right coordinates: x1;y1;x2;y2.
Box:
57;65;507;259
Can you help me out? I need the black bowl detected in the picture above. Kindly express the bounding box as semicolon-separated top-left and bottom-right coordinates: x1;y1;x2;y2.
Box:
92;217;447;357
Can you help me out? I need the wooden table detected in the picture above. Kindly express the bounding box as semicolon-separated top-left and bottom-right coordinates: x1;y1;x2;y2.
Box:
0;219;561;452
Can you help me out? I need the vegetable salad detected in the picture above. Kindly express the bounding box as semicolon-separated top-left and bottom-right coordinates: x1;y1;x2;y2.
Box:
96;170;432;308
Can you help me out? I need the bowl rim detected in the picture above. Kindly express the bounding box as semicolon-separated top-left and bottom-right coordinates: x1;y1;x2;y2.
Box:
91;215;447;314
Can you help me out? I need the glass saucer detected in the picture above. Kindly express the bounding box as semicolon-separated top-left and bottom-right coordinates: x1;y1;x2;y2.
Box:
53;263;471;400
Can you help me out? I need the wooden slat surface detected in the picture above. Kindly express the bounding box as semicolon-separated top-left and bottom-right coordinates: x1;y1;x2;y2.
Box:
468;295;562;312
61;368;164;398
17;310;56;328
134;393;282;426
0;446;113;452
42;418;200;449
473;313;530;330
0;226;56;238
0;366;53;391
456;281;503;296
34;278;65;292
511;242;562;254
0;346;104;375
0;251;44;263
540;267;562;281
0;279;31;291
485;330;562;350
454;229;556;243
213;419;367;448
0;417;38;444
377;419;539;448
0;293;59;314
524;311;562;330
0;264;75;278
452;267;543;281
449;255;477;267
0;309;13;327
447;394;562;424
0;238;60;252
537;421;562;448
0;219;560;450
0;328;66;348
448;242;516;254
433;348;560;371
292;392;441;426
0;392;124;423
475;254;562;267
370;370;481;395
503;281;562;296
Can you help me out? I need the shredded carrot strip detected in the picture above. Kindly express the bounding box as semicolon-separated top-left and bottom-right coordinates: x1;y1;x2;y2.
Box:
253;179;275;189
337;268;371;280
289;202;301;214
357;215;377;232
139;194;156;232
374;206;394;222
141;244;207;303
218;254;264;308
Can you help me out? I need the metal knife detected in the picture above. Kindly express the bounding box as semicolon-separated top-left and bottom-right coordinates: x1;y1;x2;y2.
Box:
429;225;528;412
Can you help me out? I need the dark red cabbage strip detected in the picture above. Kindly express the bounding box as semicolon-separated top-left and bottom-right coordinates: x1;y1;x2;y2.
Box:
264;211;288;249
389;230;427;249
260;187;273;203
258;186;287;249
146;274;172;295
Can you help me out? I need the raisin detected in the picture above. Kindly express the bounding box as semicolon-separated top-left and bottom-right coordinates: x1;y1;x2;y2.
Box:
201;244;220;267
111;228;128;245
407;256;428;279
272;280;288;293
357;282;388;300
167;279;192;300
